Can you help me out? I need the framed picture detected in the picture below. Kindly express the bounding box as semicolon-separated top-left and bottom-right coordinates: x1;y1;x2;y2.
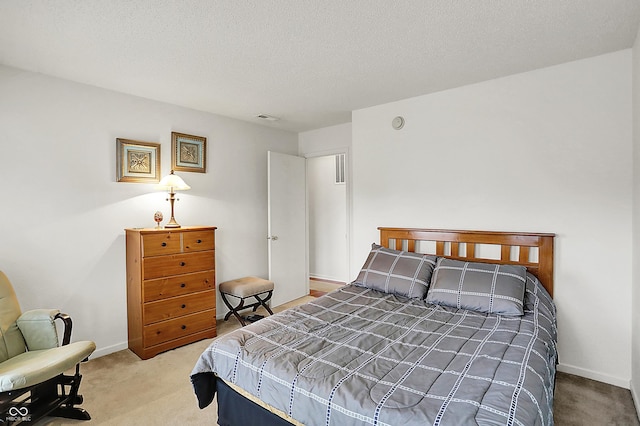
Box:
171;132;207;173
116;139;161;183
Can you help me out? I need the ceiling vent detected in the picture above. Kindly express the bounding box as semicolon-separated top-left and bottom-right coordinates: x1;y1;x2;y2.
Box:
256;114;280;122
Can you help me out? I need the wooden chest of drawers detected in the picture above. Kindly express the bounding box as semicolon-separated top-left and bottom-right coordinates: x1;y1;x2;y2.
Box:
125;226;217;359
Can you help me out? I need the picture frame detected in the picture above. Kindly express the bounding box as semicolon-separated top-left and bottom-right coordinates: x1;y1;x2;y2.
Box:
116;139;161;183
171;132;207;173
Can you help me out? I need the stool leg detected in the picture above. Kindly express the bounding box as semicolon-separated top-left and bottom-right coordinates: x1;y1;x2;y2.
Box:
255;291;274;316
220;293;247;326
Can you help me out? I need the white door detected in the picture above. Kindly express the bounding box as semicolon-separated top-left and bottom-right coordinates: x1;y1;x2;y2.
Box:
268;151;308;307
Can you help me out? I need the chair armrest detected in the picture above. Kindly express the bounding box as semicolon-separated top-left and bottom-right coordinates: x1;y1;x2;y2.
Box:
54;312;73;345
16;308;65;350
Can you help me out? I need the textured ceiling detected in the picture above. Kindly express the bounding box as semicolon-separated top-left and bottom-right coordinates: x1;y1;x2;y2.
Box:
1;1;639;132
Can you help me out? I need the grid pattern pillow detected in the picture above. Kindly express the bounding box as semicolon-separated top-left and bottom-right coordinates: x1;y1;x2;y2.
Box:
352;244;437;299
426;258;527;316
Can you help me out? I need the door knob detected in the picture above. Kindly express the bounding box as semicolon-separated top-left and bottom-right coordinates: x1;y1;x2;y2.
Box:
268;235;279;241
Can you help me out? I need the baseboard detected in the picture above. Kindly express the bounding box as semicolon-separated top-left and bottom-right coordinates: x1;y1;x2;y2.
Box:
90;341;129;359
309;274;347;284
557;363;630;389
631;381;640;422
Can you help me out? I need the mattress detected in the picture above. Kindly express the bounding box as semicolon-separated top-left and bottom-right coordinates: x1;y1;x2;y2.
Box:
191;274;557;425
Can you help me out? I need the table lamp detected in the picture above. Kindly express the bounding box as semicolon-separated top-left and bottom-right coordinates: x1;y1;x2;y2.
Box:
156;170;190;228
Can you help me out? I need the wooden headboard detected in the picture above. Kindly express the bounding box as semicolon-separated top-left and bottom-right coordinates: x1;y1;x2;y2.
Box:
378;227;555;297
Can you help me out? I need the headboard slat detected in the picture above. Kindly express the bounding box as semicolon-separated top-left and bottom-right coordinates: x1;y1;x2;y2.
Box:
467;243;476;259
451;242;459;257
500;246;510;262
378;227;555;297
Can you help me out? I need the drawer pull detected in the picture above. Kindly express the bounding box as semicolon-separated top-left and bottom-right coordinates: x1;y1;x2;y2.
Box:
197;239;202;243
181;325;187;330
181;304;186;309
180;283;186;288
161;242;167;247
180;262;186;267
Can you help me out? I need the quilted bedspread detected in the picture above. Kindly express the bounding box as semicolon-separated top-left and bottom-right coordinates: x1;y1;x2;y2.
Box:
191;274;557;426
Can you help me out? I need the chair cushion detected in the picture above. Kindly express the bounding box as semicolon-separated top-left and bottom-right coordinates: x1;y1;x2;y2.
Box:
17;309;61;350
0;341;96;392
219;277;274;298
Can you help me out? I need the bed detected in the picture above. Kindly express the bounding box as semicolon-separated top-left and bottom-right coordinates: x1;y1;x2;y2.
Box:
191;227;557;425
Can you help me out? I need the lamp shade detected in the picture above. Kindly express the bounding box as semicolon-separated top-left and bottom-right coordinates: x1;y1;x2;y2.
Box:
156;170;190;192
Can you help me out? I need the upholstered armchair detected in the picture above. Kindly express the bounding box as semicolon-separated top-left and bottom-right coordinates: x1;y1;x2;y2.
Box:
0;271;95;424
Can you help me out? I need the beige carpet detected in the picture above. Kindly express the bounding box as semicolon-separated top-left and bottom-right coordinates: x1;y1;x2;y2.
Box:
554;371;639;425
34;296;314;426
34;289;638;425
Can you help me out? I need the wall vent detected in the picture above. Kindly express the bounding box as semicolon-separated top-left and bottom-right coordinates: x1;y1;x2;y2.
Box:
335;154;346;184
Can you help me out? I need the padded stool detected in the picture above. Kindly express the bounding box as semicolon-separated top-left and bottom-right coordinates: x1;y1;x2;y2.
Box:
219;276;275;326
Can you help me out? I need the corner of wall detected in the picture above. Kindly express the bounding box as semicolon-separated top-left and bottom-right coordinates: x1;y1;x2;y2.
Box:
631;21;640;422
632;381;640;422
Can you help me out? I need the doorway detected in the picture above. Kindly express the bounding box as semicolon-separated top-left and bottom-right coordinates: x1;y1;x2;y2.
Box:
307;153;349;284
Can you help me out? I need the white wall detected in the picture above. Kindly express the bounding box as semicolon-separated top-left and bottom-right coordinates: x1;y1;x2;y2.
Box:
632;26;640;412
307;155;347;282
299;122;352;156
0;65;298;358
352;51;633;387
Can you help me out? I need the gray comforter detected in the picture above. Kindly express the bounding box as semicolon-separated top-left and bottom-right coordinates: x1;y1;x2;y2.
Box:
192;274;557;425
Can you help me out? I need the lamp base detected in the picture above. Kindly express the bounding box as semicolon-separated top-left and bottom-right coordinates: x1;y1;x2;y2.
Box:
164;217;181;228
164;193;182;228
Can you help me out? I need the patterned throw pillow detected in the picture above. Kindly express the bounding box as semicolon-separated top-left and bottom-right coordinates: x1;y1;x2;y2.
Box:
426;258;527;316
352;244;437;299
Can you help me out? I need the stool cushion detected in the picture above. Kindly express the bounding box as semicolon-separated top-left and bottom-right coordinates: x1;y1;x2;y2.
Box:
219;276;274;298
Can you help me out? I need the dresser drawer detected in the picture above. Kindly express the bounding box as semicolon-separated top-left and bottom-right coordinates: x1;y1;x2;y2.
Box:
143;309;216;347
184;230;215;252
143;291;216;325
143;271;214;303
142;232;182;257
143;251;215;279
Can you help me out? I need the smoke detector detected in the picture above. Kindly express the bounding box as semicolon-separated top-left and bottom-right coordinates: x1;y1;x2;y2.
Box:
392;116;405;130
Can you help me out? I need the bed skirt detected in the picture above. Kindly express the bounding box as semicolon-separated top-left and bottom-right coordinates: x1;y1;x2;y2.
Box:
216;378;293;426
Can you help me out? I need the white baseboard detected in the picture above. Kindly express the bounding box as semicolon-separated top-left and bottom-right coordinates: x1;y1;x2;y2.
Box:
631;381;640;422
309;273;347;284
557;363;630;389
90;341;128;359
